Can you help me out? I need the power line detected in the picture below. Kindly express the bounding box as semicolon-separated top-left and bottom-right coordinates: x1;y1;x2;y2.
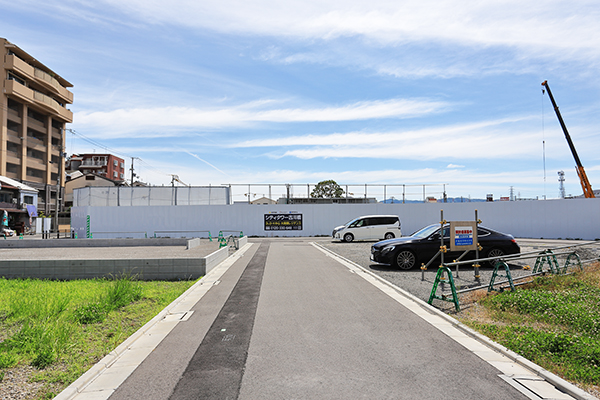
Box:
67;129;172;179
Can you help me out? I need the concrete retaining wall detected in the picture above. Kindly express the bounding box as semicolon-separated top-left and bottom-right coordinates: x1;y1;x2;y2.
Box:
0;238;189;249
204;246;230;274
71;198;600;240
0;239;241;280
0;258;207;281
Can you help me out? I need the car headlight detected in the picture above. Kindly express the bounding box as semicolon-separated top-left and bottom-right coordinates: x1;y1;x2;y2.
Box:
380;245;396;255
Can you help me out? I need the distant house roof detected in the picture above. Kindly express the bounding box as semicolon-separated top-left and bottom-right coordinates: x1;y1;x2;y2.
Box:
251;196;277;205
66;172;122;186
0;176;38;193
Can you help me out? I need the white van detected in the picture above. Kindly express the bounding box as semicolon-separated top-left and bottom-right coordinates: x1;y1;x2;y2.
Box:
332;215;401;242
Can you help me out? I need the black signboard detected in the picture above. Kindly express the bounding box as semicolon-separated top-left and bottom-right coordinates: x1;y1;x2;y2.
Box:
264;213;303;230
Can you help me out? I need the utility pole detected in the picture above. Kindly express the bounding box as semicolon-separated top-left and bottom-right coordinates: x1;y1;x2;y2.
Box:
130;157;140;186
54;128;65;237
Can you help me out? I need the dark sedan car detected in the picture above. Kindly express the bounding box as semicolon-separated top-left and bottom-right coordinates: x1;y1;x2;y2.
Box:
370;224;520;270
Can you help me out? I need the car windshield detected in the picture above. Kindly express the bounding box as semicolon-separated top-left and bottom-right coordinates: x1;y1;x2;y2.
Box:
411;224;440;238
344;218;358;227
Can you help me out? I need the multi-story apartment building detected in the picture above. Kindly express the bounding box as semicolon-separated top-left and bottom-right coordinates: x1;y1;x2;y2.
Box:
1;38;73;214
67;153;126;182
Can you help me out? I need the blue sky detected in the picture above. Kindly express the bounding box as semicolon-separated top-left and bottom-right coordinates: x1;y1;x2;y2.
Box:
3;0;600;202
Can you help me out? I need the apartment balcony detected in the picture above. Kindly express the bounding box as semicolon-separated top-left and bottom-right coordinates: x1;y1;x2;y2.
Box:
33;68;74;104
26;138;47;152
28;117;46;132
7;108;22;123
0;202;20;212
4;80;73;123
6;55;73;104
81;160;108;167
6;152;22;165
7;130;22;143
5;54;35;81
27;157;47;170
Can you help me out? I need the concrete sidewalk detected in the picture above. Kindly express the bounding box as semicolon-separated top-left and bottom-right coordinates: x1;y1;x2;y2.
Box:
56;239;595;400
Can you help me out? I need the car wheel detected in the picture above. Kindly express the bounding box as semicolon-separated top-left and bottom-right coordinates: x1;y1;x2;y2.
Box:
343;233;354;243
486;248;505;267
394;250;417;270
384;232;395;240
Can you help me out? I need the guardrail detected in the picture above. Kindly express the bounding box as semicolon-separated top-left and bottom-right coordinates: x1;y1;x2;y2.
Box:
153;230;212;238
427;241;600;312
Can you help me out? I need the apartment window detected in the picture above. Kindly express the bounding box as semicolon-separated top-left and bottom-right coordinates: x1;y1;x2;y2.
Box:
7;120;20;133
27;109;46;123
6;163;18;174
0;193;12;203
114;160;118;166
7;142;20;154
23;195;34;204
27;148;45;160
120;162;124;169
8;72;26;86
120;173;124;179
27;128;45;142
7;98;21;112
113;171;118;178
27;167;44;179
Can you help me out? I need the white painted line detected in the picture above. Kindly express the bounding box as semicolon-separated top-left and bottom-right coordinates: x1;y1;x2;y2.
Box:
312;242;596;400
55;243;255;400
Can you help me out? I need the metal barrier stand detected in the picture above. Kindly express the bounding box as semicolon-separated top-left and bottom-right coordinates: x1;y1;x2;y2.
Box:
488;260;515;293
428;266;460;312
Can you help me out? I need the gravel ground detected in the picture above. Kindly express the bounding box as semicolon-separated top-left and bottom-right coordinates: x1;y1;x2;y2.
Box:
315;237;600;313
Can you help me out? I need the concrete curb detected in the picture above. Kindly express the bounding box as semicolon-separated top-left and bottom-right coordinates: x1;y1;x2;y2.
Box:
312;242;597;400
54;242;254;400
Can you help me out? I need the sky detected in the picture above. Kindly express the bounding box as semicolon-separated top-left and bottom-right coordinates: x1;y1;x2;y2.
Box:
3;0;600;202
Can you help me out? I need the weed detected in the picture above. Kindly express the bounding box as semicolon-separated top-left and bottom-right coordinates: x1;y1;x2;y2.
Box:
0;351;17;369
0;276;195;394
32;349;56;369
73;302;108;324
461;264;600;389
103;274;143;310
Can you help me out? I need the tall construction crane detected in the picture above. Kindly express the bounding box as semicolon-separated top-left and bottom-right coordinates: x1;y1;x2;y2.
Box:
541;80;595;198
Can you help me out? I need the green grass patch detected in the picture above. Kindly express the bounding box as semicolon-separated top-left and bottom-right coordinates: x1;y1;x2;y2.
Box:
460;263;600;392
0;276;196;398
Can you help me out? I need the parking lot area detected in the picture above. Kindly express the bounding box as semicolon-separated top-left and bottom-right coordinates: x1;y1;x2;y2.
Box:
315;237;600;312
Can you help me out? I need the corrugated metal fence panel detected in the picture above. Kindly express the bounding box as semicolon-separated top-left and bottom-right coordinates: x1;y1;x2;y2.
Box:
71;199;600;240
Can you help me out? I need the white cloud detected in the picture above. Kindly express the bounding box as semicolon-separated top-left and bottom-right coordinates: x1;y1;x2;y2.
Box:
236;116;542;160
72;0;600;68
73;98;451;135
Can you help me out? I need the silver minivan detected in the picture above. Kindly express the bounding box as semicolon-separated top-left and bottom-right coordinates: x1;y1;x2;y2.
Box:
332;215;401;242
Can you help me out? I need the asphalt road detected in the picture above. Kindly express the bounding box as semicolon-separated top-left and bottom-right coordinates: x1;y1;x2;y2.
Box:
109;239;534;400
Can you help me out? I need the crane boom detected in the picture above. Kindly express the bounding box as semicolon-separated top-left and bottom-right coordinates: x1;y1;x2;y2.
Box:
541;80;595;198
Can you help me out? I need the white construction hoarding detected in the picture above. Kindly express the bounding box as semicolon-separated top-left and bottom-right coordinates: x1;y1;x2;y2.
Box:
71;198;600;240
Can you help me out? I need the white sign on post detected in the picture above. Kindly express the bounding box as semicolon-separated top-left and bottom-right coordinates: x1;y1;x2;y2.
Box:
449;221;478;251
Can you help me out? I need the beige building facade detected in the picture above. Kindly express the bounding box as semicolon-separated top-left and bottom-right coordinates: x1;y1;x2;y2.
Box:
1;38;73;214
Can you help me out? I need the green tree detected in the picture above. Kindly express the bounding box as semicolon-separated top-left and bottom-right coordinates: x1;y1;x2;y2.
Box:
310;180;345;198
